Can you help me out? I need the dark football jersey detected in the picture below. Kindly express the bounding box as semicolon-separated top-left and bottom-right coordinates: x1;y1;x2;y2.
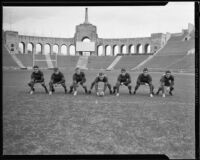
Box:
31;70;44;80
73;72;86;82
51;72;64;82
118;73;131;82
137;73;152;83
161;75;174;86
95;76;108;83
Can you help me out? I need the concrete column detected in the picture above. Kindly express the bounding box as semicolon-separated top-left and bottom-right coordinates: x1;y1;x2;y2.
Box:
95;45;98;56
24;43;28;54
41;44;44;55
33;43;36;55
110;45;113;56
50;45;53;55
143;45;145;54
67;45;70;56
58;45;61;55
120;45;123;54
103;46;106;56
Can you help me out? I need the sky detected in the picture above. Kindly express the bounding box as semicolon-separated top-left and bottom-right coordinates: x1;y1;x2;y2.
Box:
3;2;194;38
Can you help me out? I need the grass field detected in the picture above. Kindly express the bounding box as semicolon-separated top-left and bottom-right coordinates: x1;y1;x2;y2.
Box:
3;69;195;159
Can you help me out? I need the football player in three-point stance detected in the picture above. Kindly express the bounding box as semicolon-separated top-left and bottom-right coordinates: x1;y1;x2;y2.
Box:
113;68;132;96
156;70;174;97
28;65;48;94
88;72;113;96
49;67;67;95
133;68;154;97
69;67;88;96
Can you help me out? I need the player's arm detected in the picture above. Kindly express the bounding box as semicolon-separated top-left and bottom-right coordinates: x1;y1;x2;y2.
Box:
126;73;131;83
72;74;77;83
170;76;175;87
137;74;142;84
50;73;54;82
40;71;44;81
104;76;108;83
117;74;121;83
90;77;98;90
148;75;152;84
160;75;165;86
80;72;86;84
31;72;35;82
58;73;65;84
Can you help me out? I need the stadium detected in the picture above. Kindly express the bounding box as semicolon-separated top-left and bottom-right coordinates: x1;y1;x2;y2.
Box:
3;6;195;159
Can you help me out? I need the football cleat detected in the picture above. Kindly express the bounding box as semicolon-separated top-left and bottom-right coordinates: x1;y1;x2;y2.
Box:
162;93;166;98
49;91;52;95
30;90;34;95
73;91;77;96
96;92;100;96
116;93;119;96
169;91;173;96
150;93;153;97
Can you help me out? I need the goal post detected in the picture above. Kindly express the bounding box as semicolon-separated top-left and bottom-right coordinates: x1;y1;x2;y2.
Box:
33;52;57;69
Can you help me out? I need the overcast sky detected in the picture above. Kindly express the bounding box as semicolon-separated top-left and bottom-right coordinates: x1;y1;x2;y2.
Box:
3;2;194;38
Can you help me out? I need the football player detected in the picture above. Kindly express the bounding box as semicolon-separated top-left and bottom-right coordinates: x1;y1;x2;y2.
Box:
88;72;112;96
49;67;67;95
156;70;174;97
28;65;48;94
69;67;88;96
133;68;154;97
113;68;132;96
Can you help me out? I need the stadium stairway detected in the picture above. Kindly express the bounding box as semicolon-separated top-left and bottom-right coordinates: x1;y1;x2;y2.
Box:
44;54;55;69
132;31;194;72
76;56;88;69
106;56;122;70
87;56;115;70
114;55;150;70
3;45;26;69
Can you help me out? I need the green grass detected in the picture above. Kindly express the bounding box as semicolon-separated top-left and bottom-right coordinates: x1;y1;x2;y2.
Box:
3;69;195;158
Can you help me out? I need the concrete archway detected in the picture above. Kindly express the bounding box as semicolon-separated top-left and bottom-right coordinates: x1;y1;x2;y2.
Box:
136;44;142;54
121;45;127;54
69;44;75;56
36;43;42;54
61;45;67;55
19;42;25;54
113;45;119;56
44;44;51;55
97;45;103;56
82;37;91;42
144;44;151;54
105;45;111;56
27;42;34;54
53;45;59;55
129;45;135;54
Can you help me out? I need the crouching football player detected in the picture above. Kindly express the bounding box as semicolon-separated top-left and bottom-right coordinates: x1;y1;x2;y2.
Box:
133;68;154;97
88;72;112;96
113;68;132;96
28;65;48;94
156;70;174;97
49;68;67;95
69;67;88;96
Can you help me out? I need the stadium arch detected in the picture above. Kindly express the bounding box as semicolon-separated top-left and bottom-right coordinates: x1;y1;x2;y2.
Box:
19;42;26;54
136;44;142;54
